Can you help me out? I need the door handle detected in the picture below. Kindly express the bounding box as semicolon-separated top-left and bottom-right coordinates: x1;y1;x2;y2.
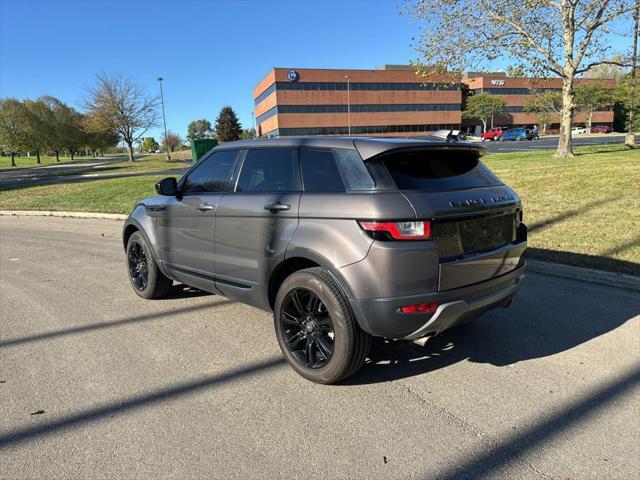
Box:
197;203;214;212
264;202;291;213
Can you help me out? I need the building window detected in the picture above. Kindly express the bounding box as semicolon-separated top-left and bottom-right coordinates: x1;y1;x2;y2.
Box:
274;124;459;136
256;104;461;125
255;81;460;105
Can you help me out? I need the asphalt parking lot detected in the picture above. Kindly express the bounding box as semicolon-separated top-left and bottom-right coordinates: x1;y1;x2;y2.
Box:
483;134;637;153
1;216;639;479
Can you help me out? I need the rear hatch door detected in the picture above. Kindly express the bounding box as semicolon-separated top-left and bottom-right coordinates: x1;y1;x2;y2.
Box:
368;145;525;290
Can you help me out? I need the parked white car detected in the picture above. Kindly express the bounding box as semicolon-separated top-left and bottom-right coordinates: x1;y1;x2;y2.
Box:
571;126;588;135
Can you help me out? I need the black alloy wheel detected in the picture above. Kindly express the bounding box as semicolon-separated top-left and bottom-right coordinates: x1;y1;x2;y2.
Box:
280;288;335;369
127;240;148;291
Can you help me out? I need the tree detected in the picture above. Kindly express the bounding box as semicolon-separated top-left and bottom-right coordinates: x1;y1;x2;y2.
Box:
240;128;256;140
141;137;160;153
613;71;640;132
39;96;71;162
58;107;84;161
162;130;182;152
575;82;613;132
214;106;242;142
23;98;54;164
524;91;563;133
586;54;628;82
187;119;213;141
84;72;159;162
0;99;30;167
84;128;119;157
461;93;506;132
408;0;635;158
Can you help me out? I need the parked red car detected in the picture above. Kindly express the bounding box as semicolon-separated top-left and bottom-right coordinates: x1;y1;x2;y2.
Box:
481;127;507;141
591;125;612;134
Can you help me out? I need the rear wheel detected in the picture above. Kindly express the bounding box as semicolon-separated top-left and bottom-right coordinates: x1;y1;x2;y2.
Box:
274;267;371;384
126;231;172;299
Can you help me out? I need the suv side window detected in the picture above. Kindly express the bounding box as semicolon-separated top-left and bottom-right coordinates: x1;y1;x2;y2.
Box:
236;148;300;192
182;150;238;194
301;148;374;192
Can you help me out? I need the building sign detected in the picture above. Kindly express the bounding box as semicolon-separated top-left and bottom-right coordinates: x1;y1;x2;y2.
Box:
490;79;505;86
287;69;300;82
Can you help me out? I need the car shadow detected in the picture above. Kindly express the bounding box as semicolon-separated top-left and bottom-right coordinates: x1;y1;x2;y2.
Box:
343;273;640;385
161;283;211;300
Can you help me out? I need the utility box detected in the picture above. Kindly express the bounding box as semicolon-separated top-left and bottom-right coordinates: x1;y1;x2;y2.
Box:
191;139;218;163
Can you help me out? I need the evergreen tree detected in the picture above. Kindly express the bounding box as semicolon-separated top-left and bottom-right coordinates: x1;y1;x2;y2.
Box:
214;106;242;142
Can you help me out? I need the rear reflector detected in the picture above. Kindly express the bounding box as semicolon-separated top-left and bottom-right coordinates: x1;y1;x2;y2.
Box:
359;220;431;240
397;303;438;314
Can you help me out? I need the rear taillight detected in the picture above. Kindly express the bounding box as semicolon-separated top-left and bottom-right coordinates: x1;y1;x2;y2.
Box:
358;220;431;240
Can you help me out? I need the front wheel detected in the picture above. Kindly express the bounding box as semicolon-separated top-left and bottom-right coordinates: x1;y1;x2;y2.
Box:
274;267;371;384
126;231;172;299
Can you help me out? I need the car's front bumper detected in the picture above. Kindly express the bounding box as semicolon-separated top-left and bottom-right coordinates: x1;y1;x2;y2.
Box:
349;262;526;339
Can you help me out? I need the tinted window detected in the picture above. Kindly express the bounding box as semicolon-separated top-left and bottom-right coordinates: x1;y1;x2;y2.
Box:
301;148;374;192
182;150;238;194
380;150;502;191
236;148;299;192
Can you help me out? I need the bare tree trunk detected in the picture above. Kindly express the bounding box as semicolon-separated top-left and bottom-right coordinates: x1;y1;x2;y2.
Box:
70;150;74;161
555;77;576;158
588;110;593;133
126;141;135;162
10;152;16;167
55;151;60;162
36;149;41;164
481;119;487;133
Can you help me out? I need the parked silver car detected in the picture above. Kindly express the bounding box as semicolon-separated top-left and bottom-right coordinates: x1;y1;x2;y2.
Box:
123;137;527;383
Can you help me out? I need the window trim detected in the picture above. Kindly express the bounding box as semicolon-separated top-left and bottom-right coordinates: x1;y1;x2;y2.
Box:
178;149;241;196
230;147;301;194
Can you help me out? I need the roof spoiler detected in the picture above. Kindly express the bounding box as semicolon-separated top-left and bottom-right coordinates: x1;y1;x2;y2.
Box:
426;129;467;143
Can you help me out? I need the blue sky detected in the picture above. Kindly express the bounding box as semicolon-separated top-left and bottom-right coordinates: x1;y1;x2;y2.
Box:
0;0;421;140
0;0;634;141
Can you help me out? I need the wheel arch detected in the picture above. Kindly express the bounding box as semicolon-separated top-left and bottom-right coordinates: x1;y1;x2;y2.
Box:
267;250;355;310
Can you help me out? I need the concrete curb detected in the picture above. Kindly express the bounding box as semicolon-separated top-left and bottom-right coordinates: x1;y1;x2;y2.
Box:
0;210;127;220
527;259;640;292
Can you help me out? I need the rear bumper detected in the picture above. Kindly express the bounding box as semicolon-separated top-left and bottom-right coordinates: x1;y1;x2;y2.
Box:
349;263;526;339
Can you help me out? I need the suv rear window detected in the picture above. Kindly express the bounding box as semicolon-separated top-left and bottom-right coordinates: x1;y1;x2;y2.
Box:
301;147;374;192
377;149;501;191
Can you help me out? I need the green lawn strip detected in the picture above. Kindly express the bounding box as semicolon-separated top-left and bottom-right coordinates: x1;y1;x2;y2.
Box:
0;175;174;214
0;143;638;274
483;144;639;274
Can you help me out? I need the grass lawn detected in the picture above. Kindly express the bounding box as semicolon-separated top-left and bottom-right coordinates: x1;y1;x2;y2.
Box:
0;174;171;214
0;143;637;274
482;144;639;274
0;154;122;170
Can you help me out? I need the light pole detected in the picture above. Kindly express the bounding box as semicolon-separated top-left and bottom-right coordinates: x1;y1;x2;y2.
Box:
157;76;170;161
252;111;256;138
345;74;351;135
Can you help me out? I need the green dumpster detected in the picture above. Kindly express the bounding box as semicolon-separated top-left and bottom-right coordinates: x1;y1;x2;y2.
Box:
191;139;218;163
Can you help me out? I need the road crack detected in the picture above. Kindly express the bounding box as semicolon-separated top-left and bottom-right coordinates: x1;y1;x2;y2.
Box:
400;382;554;479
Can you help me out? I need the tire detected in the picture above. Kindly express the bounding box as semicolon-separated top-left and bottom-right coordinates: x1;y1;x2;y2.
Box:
274;267;371;384
516;136;522;141
126;231;172;299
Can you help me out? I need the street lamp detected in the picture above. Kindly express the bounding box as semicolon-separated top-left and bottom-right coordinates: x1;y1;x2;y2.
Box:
157;76;170;161
345;74;351;135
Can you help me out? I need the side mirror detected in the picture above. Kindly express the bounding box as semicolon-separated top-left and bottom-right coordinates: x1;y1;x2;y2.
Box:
155;177;178;196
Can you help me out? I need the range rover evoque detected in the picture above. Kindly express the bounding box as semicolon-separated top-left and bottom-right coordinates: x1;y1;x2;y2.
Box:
123;136;527;384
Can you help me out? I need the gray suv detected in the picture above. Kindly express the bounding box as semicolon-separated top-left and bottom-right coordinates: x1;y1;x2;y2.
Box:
123;137;527;383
